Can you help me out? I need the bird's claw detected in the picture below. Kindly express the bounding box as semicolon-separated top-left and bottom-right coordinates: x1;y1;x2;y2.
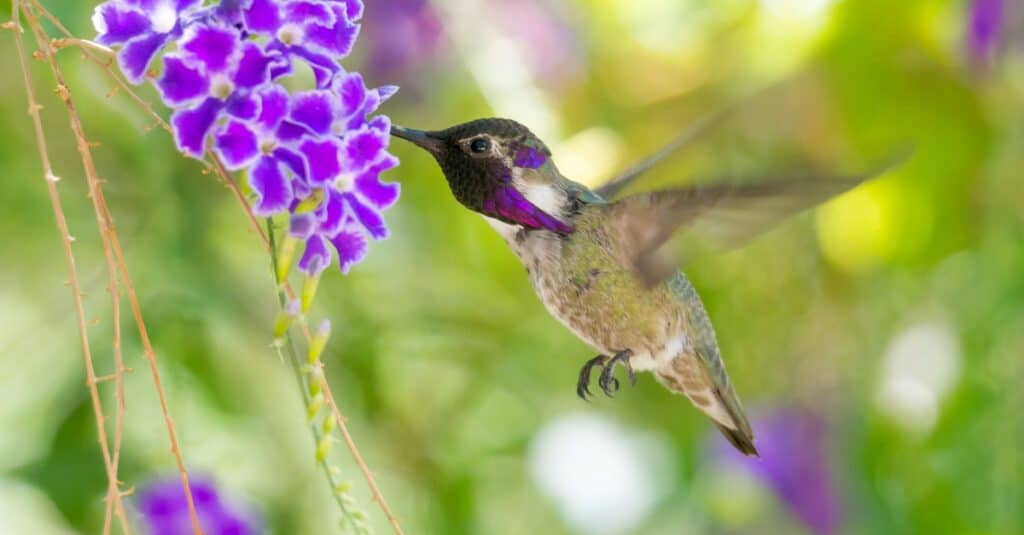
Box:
577;354;609;401
576;350;634;400
599;368;620;396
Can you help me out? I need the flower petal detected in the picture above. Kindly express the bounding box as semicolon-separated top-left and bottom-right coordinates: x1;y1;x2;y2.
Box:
345;193;388;239
298;233;332;275
276;121;307;143
93;3;150;45
367;114;389;133
273;147;306;180
155;55;209;106
335;0;364;23
181;24;240;73
375;84;399;104
213;0;249;25
333;71;366;118
344;88;378;129
171;98;223;158
118;31;170;83
175;0;203;11
256;85;289;131
318;190;347;236
225;92;260;120
289;212;317;239
342;126;387;171
249;156;293;215
243;0;281;34
284;1;336;25
233;42;275;89
289;90;335;135
304;7;359;59
299;138;342;185
214;120;259;170
354;154;400;209
330;226;367;273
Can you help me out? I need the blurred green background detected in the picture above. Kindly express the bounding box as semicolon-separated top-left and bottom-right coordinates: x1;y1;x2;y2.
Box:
1;0;1021;533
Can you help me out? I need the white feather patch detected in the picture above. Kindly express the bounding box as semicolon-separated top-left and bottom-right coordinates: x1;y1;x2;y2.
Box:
630;335;687;372
520;183;565;216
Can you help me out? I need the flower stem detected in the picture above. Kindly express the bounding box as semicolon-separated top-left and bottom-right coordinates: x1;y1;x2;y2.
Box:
266;220;369;533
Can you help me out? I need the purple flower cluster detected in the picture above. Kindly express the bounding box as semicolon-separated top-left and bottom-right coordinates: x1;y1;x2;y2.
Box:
93;0;400;274
139;476;262;535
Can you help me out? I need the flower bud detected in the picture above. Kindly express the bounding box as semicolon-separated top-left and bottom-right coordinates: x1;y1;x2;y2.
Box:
301;274;320;313
276;236;299;283
308;319;331;364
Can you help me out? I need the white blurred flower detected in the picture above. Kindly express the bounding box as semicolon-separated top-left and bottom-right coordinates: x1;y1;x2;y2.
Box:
528;413;674;535
876;322;963;435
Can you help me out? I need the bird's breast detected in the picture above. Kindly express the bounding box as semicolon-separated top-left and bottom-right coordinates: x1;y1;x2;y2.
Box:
510;226;689;359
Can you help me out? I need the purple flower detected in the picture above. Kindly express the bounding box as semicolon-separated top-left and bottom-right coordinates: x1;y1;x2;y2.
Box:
967;0;1005;61
157;23;280;157
93;0;203;83
712;408;842;535
138;476;262;535
93;0;401;276
241;0;362;87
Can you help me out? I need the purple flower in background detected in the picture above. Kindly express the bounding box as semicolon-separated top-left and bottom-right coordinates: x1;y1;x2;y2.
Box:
967;0;1005;61
713;408;842;535
363;0;443;80
93;0;401;276
139;476;262;535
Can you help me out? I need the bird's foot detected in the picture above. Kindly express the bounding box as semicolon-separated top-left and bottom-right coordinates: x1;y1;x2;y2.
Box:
576;350;634;400
599;349;635;396
577;355;609;400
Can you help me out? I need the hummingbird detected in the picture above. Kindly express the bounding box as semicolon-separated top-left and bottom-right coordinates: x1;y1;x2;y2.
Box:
391;117;899;456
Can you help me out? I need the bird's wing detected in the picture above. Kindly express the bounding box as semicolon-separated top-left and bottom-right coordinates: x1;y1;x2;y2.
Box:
595;81;789;200
598;152;910;286
595;110;731;199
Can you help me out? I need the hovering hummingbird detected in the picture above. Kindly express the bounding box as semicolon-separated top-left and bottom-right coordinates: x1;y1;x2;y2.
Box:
391;117;900;456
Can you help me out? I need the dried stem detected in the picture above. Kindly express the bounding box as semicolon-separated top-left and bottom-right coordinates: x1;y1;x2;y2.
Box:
9;1;131;532
20;8;129;532
20;2;202;533
30;2;404;531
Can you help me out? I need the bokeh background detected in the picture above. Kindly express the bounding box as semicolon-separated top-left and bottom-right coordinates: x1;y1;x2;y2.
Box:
1;0;1022;533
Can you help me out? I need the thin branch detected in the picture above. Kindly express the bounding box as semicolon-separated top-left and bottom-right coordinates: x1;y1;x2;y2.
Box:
22;11;129;534
21;3;202;533
9;1;131;533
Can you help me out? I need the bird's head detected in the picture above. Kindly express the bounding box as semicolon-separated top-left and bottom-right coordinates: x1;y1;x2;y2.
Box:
391;118;573;234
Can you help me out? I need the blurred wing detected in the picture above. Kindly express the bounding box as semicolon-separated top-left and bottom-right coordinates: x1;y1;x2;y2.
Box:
602;152;911;285
595;81;788;200
595;110;730;199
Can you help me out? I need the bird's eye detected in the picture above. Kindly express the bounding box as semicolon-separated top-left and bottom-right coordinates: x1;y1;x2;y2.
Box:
470;137;491;154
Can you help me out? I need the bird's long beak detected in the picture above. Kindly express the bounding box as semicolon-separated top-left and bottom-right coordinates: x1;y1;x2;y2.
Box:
390;125;443;155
